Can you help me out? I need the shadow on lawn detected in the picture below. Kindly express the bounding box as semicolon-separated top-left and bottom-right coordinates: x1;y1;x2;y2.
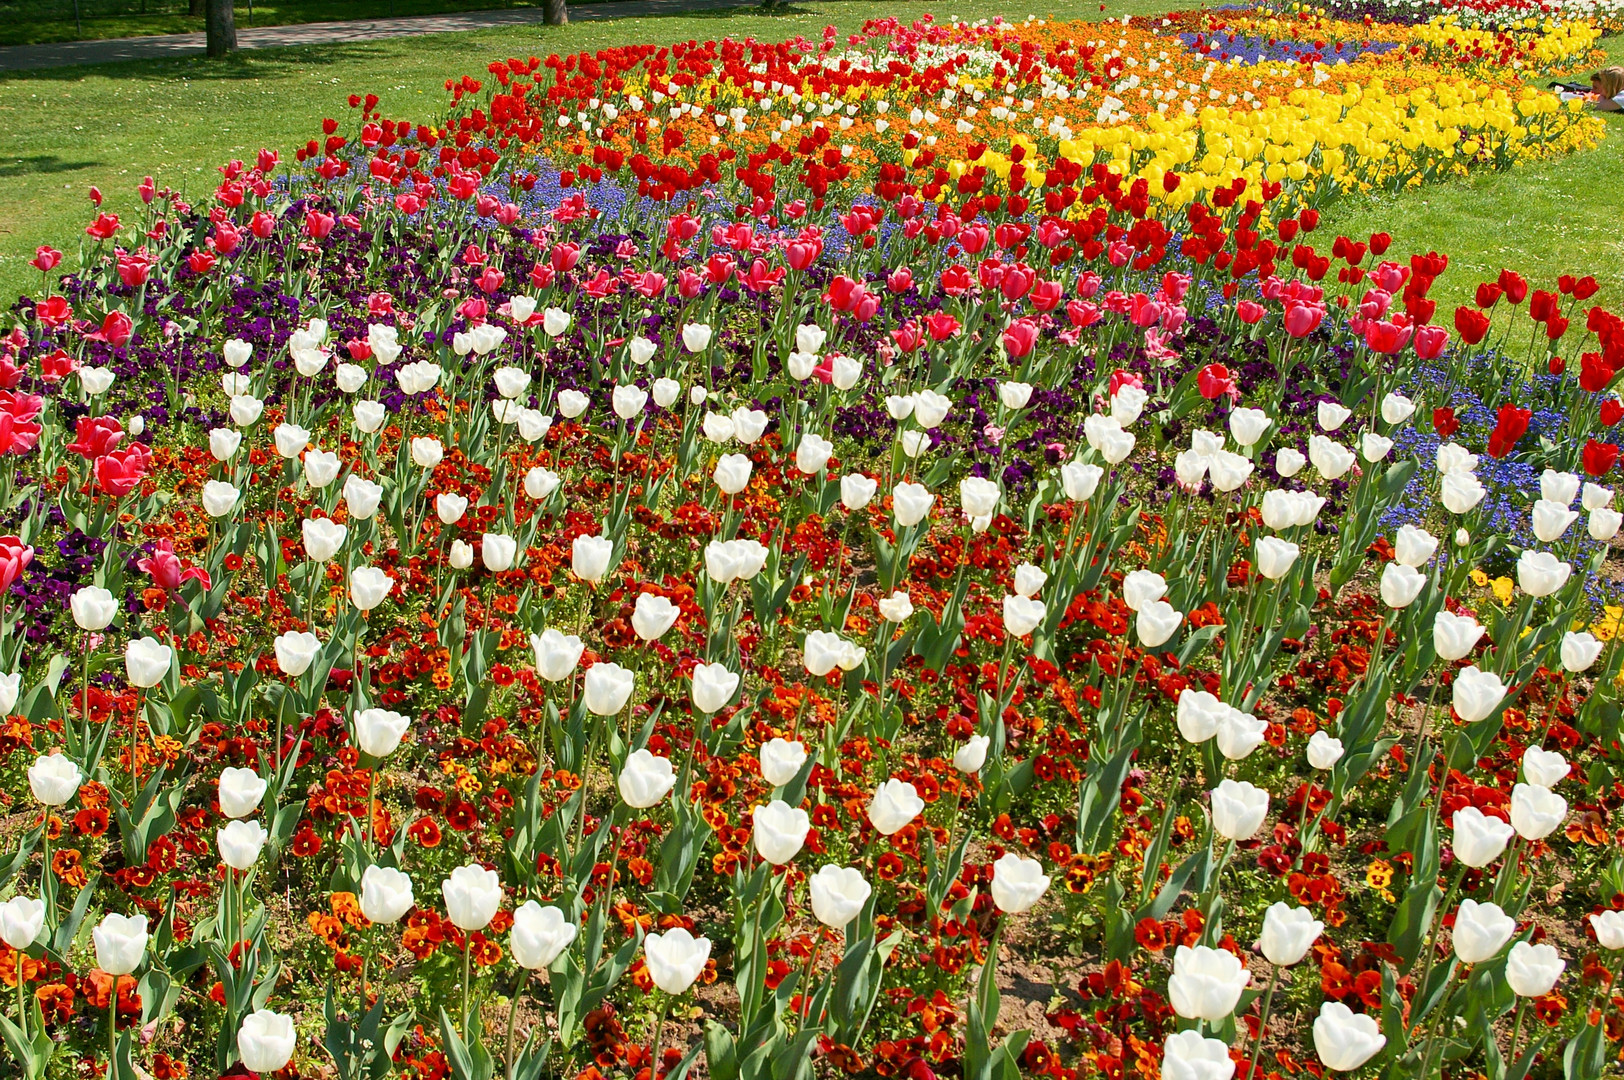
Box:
0;2;816;84
0;154;103;177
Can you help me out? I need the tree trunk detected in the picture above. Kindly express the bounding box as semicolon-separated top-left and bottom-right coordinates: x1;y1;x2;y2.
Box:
543;0;566;25
206;0;237;55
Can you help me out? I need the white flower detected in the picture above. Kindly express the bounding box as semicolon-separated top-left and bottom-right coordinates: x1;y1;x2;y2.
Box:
1516;550;1571;597
1307;730;1344;770
752;800;811;864
1541;470;1580;506
809;865;870;929
612;383;649;421
682;323;713;352
442;864;503;931
643;927;711;994
1506;941;1564;998
1312;1001;1386;1072
1210;779;1268;841
360;865;415;925
1166;944;1249;1021
1257;901;1323;966
1381;391;1415;425
1307;435;1354;480
511;901;578;970
892;482;935;527
1317;401;1351;431
1453;898;1515;963
1451;805;1513;868
1509;783;1566;841
1452;665;1506;724
867;778;924;834
28;754;83;806
1229;407;1271;447
954;735;990;774
1562;631;1604;672
237;1010;297;1074
1522;746;1569;788
990;853;1050;913
1003;594;1045;637
1394;525;1438;567
584;662;635;716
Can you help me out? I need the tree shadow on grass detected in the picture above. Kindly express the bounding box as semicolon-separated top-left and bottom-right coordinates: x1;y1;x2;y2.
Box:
0;154;102;177
0;2;816;83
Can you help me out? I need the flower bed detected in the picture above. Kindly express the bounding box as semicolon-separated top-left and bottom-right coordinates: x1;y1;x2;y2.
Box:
3;4;1624;1080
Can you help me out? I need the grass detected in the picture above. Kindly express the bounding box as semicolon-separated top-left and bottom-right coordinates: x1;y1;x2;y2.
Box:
0;0;582;48
1317;35;1624;314
0;0;1185;308
0;0;1619;313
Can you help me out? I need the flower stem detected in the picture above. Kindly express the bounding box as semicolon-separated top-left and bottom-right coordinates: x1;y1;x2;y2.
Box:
505;970;528;1079
1242;967;1279;1080
107;986;117;1077
462;934;474;1039
650;993;672;1080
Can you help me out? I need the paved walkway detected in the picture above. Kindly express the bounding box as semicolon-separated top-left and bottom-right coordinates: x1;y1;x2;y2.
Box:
0;0;765;72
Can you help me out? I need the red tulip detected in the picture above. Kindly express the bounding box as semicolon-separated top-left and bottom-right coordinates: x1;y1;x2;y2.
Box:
30;246;61;274
0;536;33;592
1497;270;1528;305
85;213;120;241
67;416;124;460
116;250;154;288
1474;282;1501;309
138;539;210;593
1454;306;1491;345
923;313;961;342
1236;300;1265;324
1028;279;1064;312
1108;370;1144;396
0;409;40;456
95;444;151;497
1583;439;1618;477
1433;407;1459;438
1413;325;1449;360
1602;399;1624;427
1001;320;1039;360
886;267;913;294
1529;290;1560;324
890;321;924;353
1486;403;1531;458
212;220;243;255
39;350;76;383
1283;302;1324;338
35;296;72;330
1582;353;1615;394
785;239;821;271
85;312;133;349
1197;363;1236;400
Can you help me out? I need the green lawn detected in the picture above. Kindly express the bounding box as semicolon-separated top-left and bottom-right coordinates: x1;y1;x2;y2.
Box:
0;0;577;48
0;0;1189;308
1317;35;1624;314
0;0;1620;314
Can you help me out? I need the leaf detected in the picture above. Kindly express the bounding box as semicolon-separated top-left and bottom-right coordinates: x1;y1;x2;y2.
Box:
437;1007;496;1080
